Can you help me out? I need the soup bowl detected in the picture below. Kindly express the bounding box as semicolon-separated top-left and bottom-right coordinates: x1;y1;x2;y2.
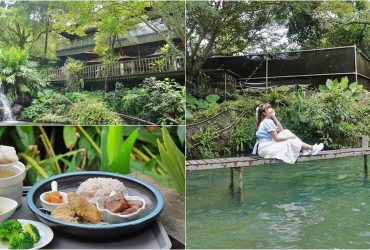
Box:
0;161;26;207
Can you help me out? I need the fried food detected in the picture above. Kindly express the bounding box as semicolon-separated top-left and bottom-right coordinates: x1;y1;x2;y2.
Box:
68;192;101;224
51;204;79;223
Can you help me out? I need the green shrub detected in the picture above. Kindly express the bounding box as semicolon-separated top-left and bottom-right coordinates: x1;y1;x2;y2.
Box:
104;78;185;124
63;58;84;92
279;77;370;148
67;97;123;125
231;117;256;152
19;103;49;121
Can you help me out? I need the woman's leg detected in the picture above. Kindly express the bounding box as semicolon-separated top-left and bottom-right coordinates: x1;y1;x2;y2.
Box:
280;130;311;150
301;142;311;150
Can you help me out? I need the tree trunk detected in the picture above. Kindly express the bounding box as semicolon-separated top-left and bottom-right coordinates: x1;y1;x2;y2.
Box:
44;19;50;57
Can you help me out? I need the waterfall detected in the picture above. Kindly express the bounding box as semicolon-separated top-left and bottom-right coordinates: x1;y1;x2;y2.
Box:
0;87;13;121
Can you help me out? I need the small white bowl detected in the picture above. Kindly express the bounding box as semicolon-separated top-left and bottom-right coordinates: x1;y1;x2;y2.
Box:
96;195;146;223
0;197;18;222
40;191;68;212
0;161;26;208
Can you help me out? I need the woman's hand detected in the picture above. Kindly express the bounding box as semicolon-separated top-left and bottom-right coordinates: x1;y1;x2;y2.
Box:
266;108;276;119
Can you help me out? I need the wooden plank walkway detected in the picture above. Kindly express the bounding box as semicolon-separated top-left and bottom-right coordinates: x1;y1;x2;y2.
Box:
186;148;370;171
187;136;370;193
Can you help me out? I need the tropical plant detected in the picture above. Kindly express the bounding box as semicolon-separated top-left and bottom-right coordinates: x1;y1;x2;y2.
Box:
63;58;84;92
158;127;185;195
186;93;220;119
0;126;184;192
0;47;45;102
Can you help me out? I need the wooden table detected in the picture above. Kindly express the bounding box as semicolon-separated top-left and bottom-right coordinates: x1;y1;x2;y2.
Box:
129;173;185;249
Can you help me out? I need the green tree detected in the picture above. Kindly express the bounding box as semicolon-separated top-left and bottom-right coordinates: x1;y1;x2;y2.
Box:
0;2;51;51
286;1;370;55
186;1;288;85
50;1;183;59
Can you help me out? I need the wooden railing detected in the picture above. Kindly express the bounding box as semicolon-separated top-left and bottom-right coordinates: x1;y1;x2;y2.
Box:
45;56;184;81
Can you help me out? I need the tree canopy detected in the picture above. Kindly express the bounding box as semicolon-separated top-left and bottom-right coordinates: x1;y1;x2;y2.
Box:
0;1;184;61
186;0;370;84
286;1;370;55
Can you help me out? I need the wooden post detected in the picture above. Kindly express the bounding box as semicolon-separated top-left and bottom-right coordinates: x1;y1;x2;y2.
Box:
229;168;234;188
265;57;268;94
362;136;368;174
238;167;243;193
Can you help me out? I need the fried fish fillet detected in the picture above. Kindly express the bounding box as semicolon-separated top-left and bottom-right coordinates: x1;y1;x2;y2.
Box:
51;204;79;223
68;192;101;224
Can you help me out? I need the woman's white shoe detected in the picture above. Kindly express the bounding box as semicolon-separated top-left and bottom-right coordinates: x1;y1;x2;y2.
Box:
311;143;324;155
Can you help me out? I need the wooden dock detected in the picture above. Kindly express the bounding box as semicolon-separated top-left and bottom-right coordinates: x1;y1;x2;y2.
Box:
186;136;370;193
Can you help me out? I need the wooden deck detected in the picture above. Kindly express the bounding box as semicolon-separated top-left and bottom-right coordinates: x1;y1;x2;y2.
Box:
45;56;184;82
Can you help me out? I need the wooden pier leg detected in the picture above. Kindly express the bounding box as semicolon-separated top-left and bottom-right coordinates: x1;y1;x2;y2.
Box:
365;155;368;174
229;168;234;188
362;136;369;174
238;167;243;194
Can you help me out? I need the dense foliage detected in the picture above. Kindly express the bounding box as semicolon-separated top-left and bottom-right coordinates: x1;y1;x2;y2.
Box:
0;47;45;103
187;77;370;159
0;126;185;193
19;78;185;125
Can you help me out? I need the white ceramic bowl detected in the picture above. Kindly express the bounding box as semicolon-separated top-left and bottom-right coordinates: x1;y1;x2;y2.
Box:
40;191;68;212
0;197;18;222
0;161;26;207
96;195;146;223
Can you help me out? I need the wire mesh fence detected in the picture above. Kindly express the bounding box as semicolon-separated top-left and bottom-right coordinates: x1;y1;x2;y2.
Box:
202;46;370;93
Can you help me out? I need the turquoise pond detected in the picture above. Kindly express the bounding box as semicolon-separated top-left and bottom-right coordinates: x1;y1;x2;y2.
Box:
186;156;370;249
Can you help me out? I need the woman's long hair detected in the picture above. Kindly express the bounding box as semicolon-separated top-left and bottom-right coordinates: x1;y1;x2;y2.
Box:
256;103;272;129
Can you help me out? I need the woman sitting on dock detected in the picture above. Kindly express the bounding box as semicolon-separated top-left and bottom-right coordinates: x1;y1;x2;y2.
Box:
252;103;323;164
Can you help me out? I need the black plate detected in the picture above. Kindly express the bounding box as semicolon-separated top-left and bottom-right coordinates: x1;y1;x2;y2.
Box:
27;171;164;238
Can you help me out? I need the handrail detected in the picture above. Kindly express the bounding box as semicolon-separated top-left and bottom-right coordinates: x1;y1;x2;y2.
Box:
45;56;184;81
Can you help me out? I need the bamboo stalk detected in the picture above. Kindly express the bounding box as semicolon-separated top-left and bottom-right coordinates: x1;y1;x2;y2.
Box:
39;127;62;174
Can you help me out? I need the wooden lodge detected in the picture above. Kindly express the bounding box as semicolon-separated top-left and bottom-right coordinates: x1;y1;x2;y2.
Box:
47;18;185;89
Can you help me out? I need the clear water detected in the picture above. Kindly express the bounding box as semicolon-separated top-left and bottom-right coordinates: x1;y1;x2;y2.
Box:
186;156;370;249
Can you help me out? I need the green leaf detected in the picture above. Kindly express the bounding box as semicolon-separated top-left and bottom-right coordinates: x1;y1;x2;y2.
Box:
122;126;159;147
349;82;358;90
109;129;138;174
15;126;35;151
325;79;333;89
107;126;123;165
177;126;185;146
19;153;48;179
206;94;220;104
157;128;185;195
100;126;109;171
63;126;78;149
340;76;348;89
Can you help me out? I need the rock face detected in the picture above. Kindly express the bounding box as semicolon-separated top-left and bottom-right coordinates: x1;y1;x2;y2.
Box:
11;103;23;119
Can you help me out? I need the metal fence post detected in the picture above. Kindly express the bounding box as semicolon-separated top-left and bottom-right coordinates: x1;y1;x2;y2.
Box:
354;44;358;84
